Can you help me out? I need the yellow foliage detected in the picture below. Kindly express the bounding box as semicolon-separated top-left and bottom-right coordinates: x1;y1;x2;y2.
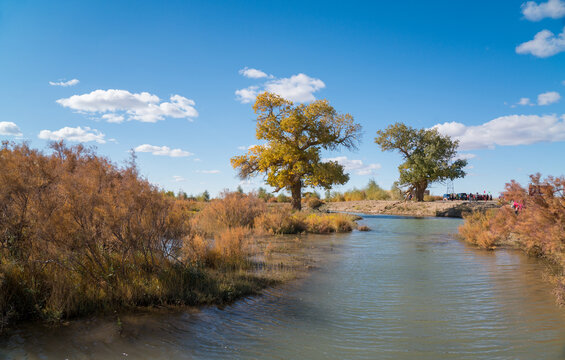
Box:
231;92;362;210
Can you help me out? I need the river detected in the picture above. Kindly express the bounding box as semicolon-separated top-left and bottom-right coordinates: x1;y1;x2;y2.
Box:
2;215;565;359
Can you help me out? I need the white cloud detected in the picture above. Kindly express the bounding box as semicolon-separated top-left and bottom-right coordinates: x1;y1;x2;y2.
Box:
265;73;325;103
173;175;186;182
101;113;125;123
38;126;106;143
0;121;22;136
324;156;381;176
235;86;259;104
196;169;221;174
516;27;565;58
49;79;79;87
57;89;198;123
239;67;271;79
235;73;325;104
522;0;565;21
538;91;561;105
134;144;193;157
433;114;565;150
455;153;476;161
518;97;532;106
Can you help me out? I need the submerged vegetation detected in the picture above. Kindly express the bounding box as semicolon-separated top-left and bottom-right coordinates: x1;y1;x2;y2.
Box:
459;174;565;301
0;141;358;331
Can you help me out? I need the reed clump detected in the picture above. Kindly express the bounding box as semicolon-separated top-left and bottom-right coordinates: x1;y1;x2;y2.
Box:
254;205;358;234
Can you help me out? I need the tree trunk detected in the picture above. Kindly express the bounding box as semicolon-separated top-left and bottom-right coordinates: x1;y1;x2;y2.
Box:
290;181;302;211
415;182;427;202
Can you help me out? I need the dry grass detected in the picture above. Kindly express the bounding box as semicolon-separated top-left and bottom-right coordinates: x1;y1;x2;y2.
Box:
192;192;266;235
459;210;501;249
254;206;305;234
0;142;359;331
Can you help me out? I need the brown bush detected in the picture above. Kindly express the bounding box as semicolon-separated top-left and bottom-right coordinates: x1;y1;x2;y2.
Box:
299;213;356;234
0;141;192;325
254;206;305;234
459;210;502;249
193;192;266;235
306;198;324;209
207;227;252;268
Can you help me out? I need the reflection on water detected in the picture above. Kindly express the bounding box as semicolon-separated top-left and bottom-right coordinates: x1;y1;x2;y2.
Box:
3;215;565;359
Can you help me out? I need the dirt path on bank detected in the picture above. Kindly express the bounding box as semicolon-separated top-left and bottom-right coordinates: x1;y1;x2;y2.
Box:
320;200;500;218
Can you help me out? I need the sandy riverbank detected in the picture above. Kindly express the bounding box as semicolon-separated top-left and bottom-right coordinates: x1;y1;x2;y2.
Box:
320;200;500;218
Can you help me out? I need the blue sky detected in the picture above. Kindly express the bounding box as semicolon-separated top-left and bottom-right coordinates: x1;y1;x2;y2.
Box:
1;0;564;197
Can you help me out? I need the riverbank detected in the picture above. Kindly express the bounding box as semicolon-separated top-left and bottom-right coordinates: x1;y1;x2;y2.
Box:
0;143;359;332
458;175;565;303
320;200;500;218
5;216;565;359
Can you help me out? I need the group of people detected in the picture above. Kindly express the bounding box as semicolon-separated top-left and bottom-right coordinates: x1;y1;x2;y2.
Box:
468;193;493;201
443;192;493;201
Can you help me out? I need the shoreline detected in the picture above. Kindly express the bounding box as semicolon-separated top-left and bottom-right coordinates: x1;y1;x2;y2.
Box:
320;200;500;218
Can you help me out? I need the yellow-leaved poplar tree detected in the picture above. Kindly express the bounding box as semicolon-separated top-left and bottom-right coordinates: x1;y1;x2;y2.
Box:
231;92;362;210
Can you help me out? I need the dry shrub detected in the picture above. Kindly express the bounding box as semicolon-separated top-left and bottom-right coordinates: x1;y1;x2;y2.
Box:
343;189;366;202
254;206;305;234
0;141;194;326
502;174;565;257
182;234;210;265
307;198;324;209
459;173;565;257
424;195;443;202
255;207;357;235
194;192;266;235
208;227;252;268
301;213;356;234
358;225;371;231
459;210;500;249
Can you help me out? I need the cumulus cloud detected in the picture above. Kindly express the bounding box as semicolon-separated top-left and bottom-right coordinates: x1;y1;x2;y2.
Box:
235;72;325;104
196;169;221;174
522;0;565;21
173;175;186;182
49;79;79;87
432;114;565;150
0;121;23;136
235;86;259;104
265;74;326;103
538;91;561;105
239;67;271;79
516;27;565;58
38;126;106;143
324;156;381;176
57;89;198;123
134;144;193;157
